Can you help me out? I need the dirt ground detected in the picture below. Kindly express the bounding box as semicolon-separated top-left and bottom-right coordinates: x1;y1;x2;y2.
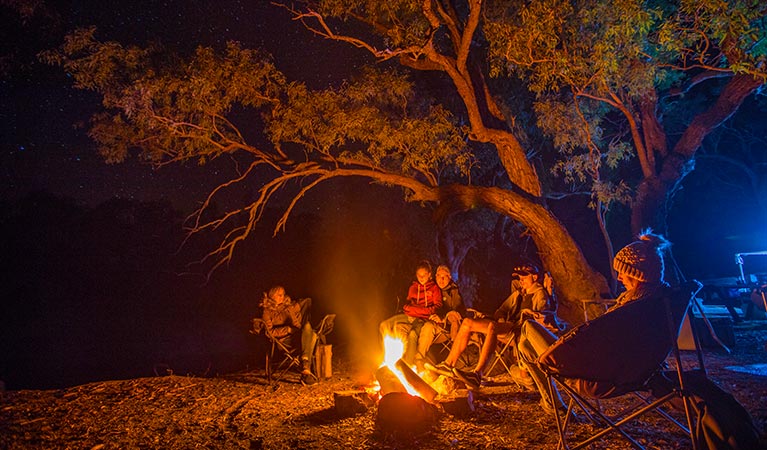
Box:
2;323;766;450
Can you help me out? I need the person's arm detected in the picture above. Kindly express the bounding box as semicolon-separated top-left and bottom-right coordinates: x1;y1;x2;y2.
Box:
451;286;467;317
531;287;553;312
263;306;293;338
494;292;518;321
286;300;303;328
403;284;443;318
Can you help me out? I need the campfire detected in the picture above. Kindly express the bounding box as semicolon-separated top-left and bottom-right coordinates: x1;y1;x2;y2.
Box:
374;335;437;402
333;333;473;434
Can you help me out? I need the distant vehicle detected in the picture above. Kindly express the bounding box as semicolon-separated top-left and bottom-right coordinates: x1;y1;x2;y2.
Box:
698;251;767;322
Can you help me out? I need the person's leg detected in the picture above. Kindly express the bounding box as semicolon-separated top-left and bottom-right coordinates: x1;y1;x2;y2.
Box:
299;322;318;384
298;297;312;324
445;311;462;341
379;313;409;350
475;321;513;374
403;319;425;365
443;318;492;367
301;322;317;368
381;313;410;335
517;320;562;410
417;320;440;363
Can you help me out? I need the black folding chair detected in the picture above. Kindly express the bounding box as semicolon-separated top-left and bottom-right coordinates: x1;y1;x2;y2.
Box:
315;314;335;345
535;281;705;450
250;318;303;384
251;313;337;384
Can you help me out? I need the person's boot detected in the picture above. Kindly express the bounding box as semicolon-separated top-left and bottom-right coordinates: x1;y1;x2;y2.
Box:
509;365;535;391
520;360;565;412
300;358;317;385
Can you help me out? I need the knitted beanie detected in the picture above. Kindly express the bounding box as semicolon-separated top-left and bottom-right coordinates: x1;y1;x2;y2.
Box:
612;231;670;283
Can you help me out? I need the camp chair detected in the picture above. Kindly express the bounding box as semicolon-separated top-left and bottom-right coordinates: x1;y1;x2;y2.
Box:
535;281;704;450
484;326;518;377
315;313;335;345
250;318;303;384
251;313;336;384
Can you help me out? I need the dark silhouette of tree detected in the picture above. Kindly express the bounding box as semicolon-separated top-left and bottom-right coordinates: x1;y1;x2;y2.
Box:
40;0;766;322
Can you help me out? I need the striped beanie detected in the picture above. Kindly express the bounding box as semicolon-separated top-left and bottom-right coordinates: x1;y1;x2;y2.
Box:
612;231;670;283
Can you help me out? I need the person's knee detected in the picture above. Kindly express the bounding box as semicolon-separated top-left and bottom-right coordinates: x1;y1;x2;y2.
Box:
421;321;437;337
458;319;474;334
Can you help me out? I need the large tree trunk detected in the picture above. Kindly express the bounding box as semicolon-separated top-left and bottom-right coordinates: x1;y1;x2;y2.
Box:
632;74;763;233
435;184;609;325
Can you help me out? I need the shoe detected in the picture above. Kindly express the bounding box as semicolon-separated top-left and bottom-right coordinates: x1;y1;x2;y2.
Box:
539;397;555;414
300;370;318;385
452;368;481;391
509;366;535;391
424;361;454;377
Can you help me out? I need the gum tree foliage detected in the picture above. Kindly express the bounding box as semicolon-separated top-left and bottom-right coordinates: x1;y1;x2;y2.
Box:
42;0;766;322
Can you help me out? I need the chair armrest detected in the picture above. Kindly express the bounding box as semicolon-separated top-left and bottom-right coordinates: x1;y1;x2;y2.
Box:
466;308;486;319
251;318;267;335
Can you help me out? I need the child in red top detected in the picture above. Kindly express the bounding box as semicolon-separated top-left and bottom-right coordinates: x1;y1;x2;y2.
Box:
379;260;443;365
402;262;443;319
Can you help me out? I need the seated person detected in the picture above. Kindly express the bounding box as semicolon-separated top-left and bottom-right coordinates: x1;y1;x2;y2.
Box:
428;263;556;390
516;231;671;412
379;260;442;365
414;265;466;367
260;285;319;385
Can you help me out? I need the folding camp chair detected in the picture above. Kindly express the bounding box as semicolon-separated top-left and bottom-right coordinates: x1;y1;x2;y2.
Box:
250;318;303;384
535;281;704;450
484;327;518;377
315;313;335;345
251;313;336;384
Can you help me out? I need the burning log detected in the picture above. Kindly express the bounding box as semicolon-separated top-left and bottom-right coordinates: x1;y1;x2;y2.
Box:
374;365;407;395
375;392;438;435
394;359;437;403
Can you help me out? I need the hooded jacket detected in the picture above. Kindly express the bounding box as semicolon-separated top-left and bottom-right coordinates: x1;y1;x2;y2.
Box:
402;279;443;319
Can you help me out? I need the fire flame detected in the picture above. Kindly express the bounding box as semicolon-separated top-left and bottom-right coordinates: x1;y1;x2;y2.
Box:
380;334;420;396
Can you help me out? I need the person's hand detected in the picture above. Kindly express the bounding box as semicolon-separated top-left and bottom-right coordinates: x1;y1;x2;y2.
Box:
521;308;541;320
428;314;442;323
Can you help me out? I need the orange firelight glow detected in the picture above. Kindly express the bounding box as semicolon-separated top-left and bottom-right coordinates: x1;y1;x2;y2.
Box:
380;334;420;396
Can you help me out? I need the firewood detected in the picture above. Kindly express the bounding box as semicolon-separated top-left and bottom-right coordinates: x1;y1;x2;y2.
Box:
437;390;474;417
333;390;375;417
374;366;406;395
375;392;438;435
394;359;437;403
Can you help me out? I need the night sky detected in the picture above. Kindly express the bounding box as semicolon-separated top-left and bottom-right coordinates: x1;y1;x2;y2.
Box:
2;0;364;211
1;1;765;390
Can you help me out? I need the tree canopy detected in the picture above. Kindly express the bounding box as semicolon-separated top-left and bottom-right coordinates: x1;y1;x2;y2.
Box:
42;0;767;322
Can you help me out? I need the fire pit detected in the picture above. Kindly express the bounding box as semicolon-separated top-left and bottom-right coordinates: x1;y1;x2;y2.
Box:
332;334;474;432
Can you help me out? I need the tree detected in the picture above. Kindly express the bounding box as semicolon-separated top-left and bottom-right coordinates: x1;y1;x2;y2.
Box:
42;0;766;323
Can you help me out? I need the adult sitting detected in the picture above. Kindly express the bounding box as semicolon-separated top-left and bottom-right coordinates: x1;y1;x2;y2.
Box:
516;230;671;412
428;263;556;390
261;285;318;385
379;260;442;365
414;265;466;368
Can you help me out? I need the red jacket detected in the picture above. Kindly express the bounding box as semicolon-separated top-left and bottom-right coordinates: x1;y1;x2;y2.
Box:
402;279;442;319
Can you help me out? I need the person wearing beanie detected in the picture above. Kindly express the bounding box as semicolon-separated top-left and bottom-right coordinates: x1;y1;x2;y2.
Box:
514;230;672;413
610;230;671;309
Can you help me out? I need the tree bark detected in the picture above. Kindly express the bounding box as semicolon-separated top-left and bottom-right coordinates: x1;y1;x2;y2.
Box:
435;184;609;324
631;74;764;233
